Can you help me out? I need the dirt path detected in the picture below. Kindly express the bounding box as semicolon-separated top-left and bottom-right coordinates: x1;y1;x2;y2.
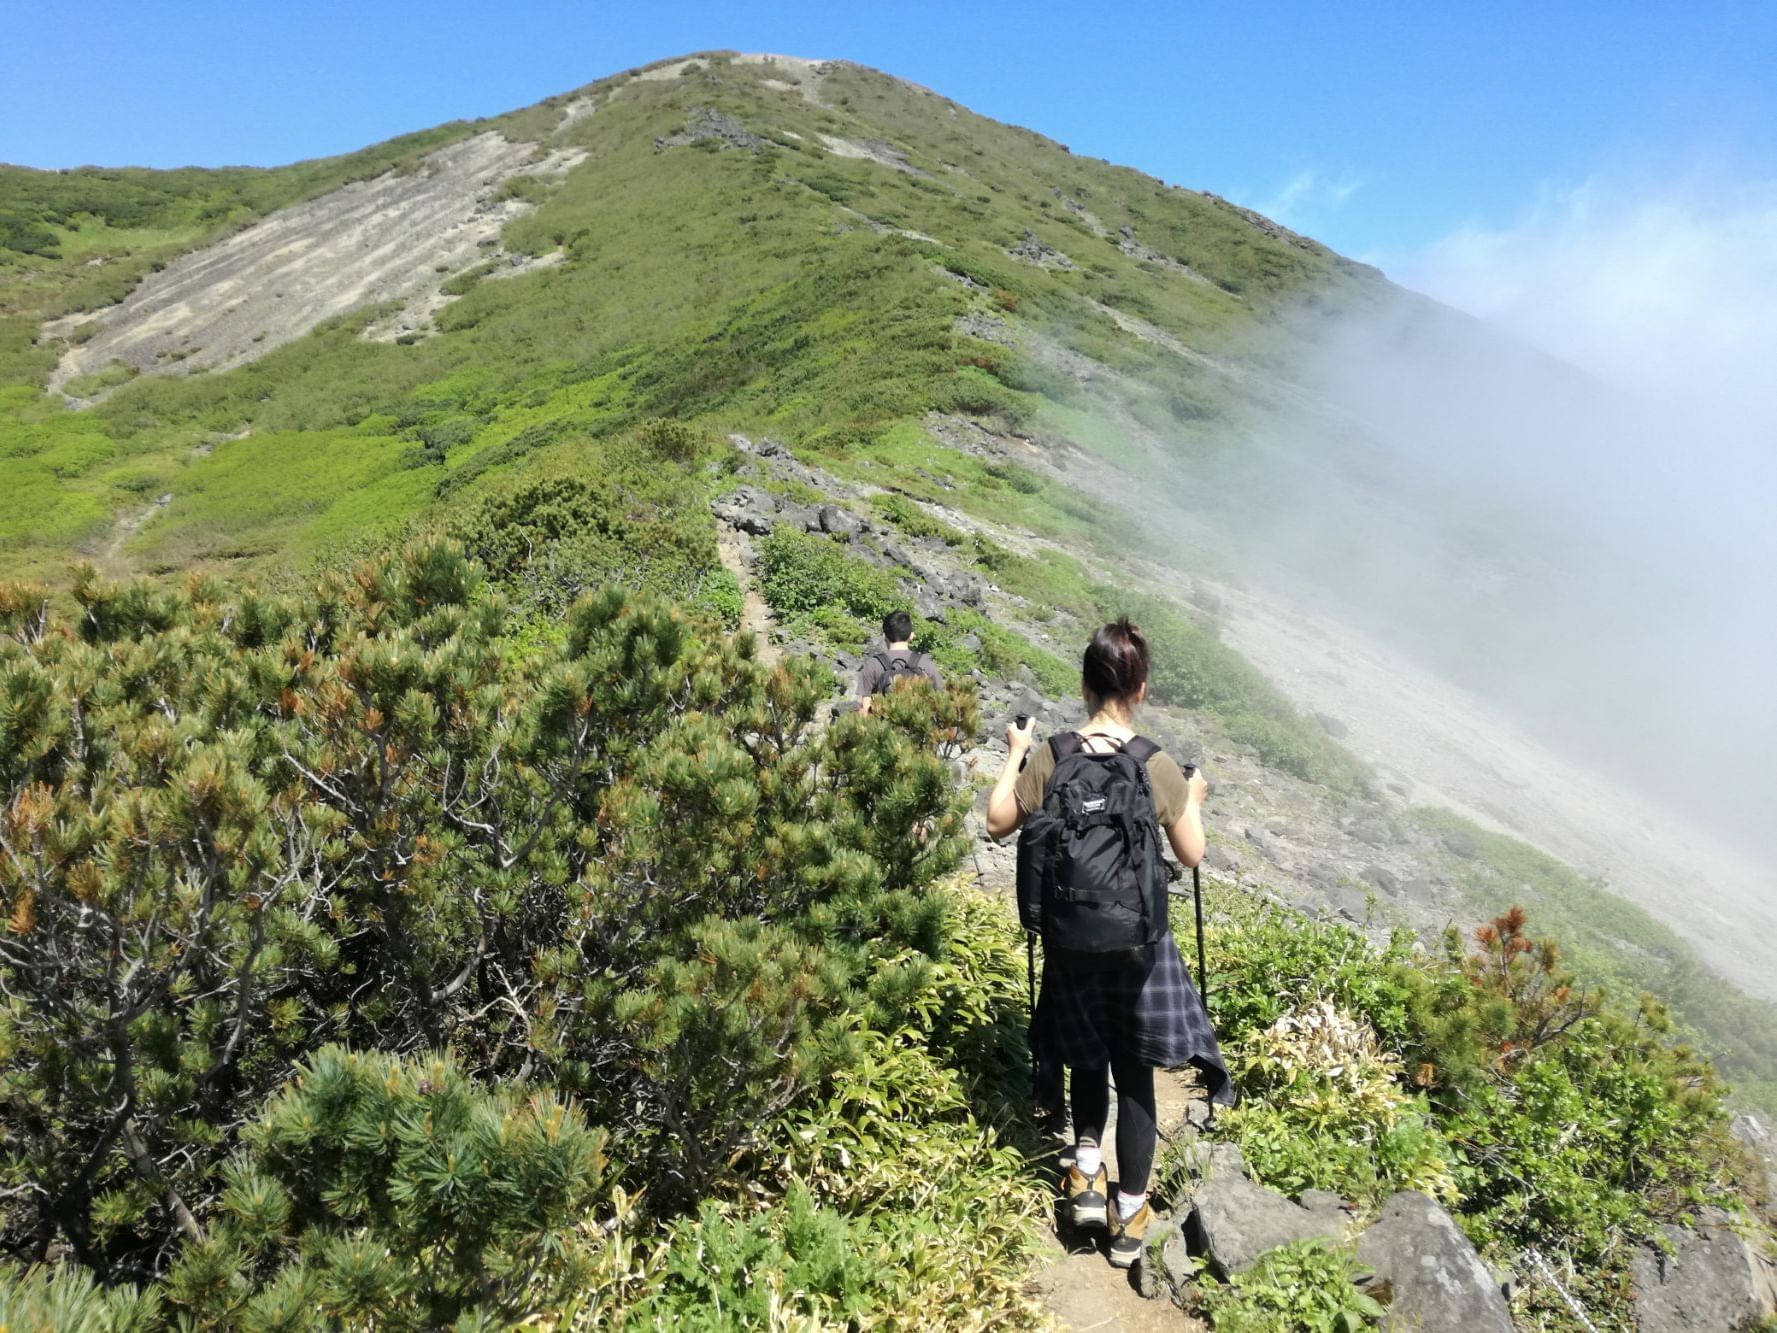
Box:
1027;1064;1206;1332
714;525;780;665
100;493;170;573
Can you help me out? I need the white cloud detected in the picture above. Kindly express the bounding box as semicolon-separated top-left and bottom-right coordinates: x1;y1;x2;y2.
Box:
1252;170;1362;230
1389;174;1777;413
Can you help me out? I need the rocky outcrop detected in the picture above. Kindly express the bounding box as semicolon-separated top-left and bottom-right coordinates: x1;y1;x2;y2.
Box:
1631;1209;1777;1331
655;106;766;151
710;485;816;536
1008;229;1077;270
1354;1191;1512;1332
1149;1148;1510;1333
1188;1169;1350;1277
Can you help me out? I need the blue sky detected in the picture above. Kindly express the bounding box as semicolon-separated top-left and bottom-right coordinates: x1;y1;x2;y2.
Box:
6;2;1773;259
7;2;1777;396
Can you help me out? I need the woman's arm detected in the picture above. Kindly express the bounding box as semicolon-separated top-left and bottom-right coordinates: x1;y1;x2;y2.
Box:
1163;766;1210;867
985;719;1036;839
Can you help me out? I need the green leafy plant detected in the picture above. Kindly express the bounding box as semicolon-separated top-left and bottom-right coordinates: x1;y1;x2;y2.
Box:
1193;1239;1385;1333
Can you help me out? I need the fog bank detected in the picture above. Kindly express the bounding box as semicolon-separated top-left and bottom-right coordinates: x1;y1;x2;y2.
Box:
1192;173;1777;855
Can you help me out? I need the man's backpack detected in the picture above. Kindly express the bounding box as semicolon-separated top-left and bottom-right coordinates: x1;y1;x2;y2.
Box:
870;651;927;695
1015;733;1170;954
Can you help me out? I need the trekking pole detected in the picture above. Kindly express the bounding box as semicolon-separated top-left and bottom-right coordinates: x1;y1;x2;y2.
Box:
1192;864;1208;1015
1026;930;1037;1065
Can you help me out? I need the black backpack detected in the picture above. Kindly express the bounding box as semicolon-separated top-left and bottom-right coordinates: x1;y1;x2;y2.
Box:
1016;733;1170;954
870;651;927;695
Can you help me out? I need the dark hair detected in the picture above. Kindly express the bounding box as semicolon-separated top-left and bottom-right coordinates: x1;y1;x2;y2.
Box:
1082;618;1149;704
882;610;914;643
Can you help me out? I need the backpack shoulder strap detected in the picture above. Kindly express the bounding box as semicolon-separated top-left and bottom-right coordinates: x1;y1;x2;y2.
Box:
1049;732;1085;762
1124;735;1161;764
1038;732;1084;802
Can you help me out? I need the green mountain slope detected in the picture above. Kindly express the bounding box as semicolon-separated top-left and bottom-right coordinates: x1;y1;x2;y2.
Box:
1;52;1376;582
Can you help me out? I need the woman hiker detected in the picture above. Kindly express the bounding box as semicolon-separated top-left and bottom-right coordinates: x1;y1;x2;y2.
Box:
985;618;1233;1268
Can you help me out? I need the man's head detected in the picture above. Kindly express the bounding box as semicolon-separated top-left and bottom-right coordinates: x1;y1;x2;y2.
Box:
882;610;914;646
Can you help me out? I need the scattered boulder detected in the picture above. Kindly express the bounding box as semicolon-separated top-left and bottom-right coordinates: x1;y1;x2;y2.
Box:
1631;1209;1777;1331
1440;828;1479;859
1139;1215;1197;1304
1188;1168;1348;1277
1354;1191;1512;1332
817;504;863;537
1315;711;1349;739
954;311;1013;344
1362;865;1400;895
1008;229;1077;270
1297;1189;1350;1221
710;486;782;535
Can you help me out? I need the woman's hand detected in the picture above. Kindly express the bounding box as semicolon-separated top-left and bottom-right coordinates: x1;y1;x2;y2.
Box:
1185;765;1209;806
987;717;1036;840
1006;716;1035;754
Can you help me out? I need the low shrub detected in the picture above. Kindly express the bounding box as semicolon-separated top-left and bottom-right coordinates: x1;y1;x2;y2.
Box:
1192;1239;1385;1332
1173;882;1750;1330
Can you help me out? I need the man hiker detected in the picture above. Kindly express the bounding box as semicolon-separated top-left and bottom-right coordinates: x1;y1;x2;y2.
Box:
856;610;942;714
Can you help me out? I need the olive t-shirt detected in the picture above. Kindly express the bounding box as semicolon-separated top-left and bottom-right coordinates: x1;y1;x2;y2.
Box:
1014;733;1191;827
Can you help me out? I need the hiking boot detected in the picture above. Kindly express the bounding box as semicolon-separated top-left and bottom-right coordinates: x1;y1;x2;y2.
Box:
1107;1199;1153;1269
1062;1163;1108;1230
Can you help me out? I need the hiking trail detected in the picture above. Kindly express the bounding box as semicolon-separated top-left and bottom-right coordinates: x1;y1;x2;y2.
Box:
714;525;780;666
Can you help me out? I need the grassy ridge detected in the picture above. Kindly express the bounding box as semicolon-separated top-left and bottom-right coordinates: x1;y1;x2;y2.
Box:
0;55;1366;582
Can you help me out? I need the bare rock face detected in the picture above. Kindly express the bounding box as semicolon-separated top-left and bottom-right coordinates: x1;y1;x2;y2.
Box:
1187;1169;1348;1277
1354;1191;1512;1333
48;131;583;393
1631;1209;1777;1331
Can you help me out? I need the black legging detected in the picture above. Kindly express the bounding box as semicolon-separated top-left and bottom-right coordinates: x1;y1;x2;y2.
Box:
1070;1057;1158;1194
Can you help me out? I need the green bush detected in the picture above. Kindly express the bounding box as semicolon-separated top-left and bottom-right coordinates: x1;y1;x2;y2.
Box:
870;491;966;545
163;1047;613;1328
755;526;904;646
1193;1239;1384;1332
1175;883;1749;1330
0;543;976;1286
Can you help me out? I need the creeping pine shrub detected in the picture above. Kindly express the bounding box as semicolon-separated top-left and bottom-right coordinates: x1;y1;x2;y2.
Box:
161;1048;614;1329
0;542;979;1304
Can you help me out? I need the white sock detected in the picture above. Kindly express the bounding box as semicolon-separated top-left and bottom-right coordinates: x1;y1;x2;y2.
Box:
1116;1190;1147;1221
1074;1142;1103;1178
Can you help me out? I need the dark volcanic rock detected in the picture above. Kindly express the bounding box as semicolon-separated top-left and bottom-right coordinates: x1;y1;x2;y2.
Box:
1441;828;1479;859
817;504;863;537
1008;228;1077;270
1189;1171;1347;1277
1354;1191;1511;1332
711;486;781;535
1631;1209;1777;1331
656;106;766;151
